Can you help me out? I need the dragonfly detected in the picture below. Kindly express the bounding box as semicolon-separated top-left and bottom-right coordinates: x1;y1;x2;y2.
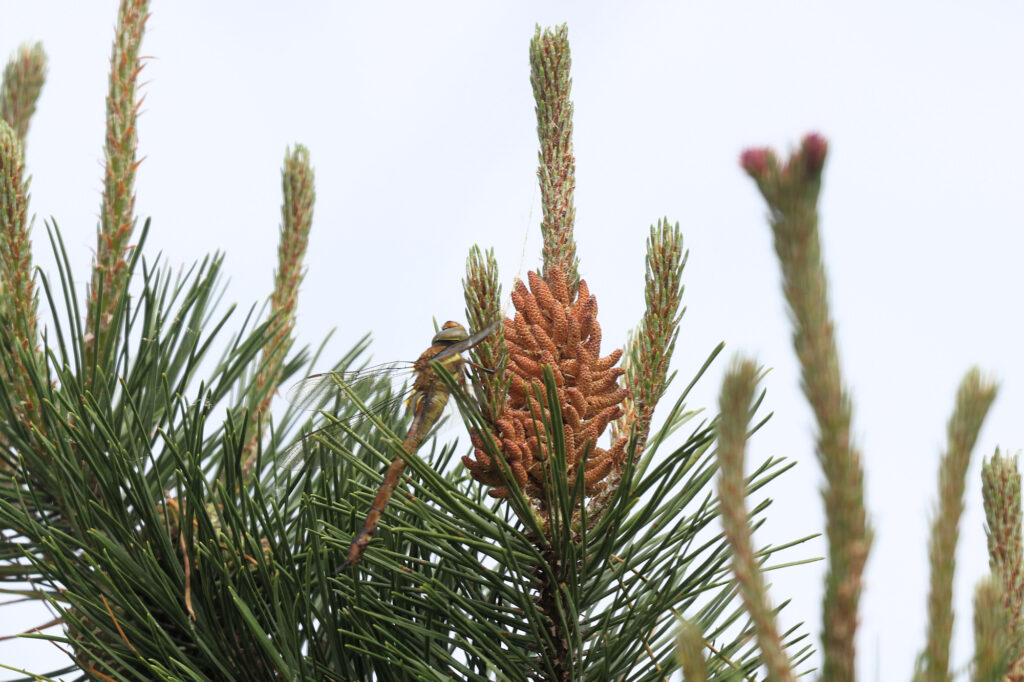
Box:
286;320;499;569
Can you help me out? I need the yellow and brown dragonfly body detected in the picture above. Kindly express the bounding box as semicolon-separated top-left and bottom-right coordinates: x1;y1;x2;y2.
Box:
288;321;497;569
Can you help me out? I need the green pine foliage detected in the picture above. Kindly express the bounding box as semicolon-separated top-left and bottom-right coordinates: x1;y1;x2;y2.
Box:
0;235;813;678
0;227;817;679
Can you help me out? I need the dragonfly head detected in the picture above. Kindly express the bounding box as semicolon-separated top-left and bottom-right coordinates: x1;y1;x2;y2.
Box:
432;321;470;346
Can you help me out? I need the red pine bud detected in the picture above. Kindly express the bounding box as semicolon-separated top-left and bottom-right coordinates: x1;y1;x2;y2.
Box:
800;133;828;176
740;147;774;179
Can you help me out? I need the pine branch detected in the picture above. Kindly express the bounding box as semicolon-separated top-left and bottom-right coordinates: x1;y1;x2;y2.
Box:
919;368;997;682
0;121;40;431
676;619;708;681
742;134;870;682
0;219;326;678
530;24;579;296
243;144;316;473
0;42;47;143
972;574;1013;682
981;449;1024;679
86;0;149;375
346;357;817;679
463;245;508;424
615;218;687;453
717;357;795;682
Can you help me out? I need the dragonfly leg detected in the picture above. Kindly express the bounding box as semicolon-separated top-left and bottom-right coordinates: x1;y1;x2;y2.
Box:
466;350;508;375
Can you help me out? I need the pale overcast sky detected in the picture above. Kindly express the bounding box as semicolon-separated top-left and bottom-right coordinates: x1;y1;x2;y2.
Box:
3;2;1023;679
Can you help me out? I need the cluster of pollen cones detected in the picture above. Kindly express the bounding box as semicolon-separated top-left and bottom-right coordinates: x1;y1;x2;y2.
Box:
463;266;629;501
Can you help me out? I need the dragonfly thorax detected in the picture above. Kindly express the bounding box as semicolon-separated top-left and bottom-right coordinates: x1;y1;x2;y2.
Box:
410;330;470;410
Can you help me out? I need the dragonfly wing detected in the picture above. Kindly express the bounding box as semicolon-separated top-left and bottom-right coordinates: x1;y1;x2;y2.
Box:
286;361;416;412
282;362;418;472
280;391;414;470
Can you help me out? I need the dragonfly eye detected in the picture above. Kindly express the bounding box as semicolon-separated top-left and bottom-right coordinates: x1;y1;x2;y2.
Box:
432;321;469;345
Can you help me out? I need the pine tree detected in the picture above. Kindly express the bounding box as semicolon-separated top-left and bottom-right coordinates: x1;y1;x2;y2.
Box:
0;7;813;680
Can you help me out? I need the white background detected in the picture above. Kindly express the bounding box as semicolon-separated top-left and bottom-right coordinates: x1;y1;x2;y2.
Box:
2;2;1023;679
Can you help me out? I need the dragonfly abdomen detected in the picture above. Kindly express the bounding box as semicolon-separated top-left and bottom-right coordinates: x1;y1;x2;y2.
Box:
344;456;402;567
342;383;455;568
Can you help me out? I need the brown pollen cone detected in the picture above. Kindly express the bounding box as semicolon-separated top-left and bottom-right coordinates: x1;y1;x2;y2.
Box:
462;266;628;502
